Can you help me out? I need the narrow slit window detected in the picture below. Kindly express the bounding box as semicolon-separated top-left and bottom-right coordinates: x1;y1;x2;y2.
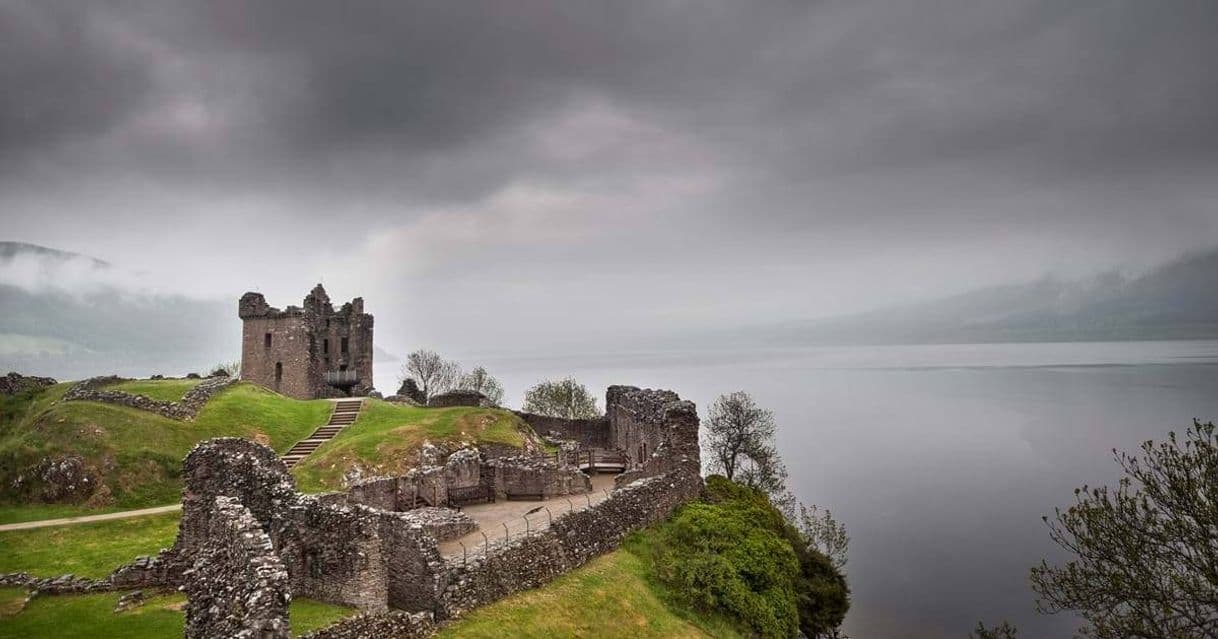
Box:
341;337;349;354
264;333;272;348
274;362;283;384
323;338;329;354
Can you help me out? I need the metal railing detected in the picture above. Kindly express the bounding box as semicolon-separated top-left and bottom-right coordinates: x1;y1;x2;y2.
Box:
448;488;615;565
324;370;360;386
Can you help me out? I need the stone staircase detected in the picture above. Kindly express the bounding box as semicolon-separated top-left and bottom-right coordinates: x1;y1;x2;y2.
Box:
282;398;363;469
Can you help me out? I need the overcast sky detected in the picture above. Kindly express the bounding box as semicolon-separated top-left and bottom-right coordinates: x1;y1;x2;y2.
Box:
3;0;1217;355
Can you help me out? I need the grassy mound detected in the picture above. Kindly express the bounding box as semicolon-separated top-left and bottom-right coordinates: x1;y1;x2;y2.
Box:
291;399;531;492
100;378;203;403
0;381;332;511
439;536;742;639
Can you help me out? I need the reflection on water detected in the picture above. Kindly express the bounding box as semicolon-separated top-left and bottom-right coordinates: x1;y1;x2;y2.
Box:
378;341;1218;638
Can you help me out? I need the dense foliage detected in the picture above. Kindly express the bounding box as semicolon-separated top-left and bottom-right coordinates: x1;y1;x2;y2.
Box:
645;476;849;638
1031;419;1218;639
521;377;600;418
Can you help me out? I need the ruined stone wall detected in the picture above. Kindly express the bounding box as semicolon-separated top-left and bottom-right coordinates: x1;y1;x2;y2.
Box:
239;285;374;400
512;412;611;448
170;385;702;635
487;456;592;500
0;372;57;396
427;390;490;408
435;395;704;619
608;386;701;485
183;495;290;639
172;438;442;614
298;612;433;639
62;375;236;421
439;466;703;618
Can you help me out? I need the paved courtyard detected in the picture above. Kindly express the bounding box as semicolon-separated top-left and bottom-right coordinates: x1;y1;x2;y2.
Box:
438;473;618;558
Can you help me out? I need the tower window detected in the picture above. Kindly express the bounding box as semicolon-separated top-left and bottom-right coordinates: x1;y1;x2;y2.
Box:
274;362;283;384
341;337;349;354
323;338;329;354
264;333;272;348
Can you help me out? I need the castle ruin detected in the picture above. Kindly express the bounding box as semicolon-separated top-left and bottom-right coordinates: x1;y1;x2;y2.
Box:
239;284;374;399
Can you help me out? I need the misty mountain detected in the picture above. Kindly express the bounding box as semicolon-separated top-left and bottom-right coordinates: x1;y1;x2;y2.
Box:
0;242;239;379
762;248;1218;345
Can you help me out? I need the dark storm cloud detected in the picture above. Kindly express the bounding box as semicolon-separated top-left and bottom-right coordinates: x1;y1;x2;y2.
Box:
1;0;1216;324
4;0;1217;200
0;3;153;165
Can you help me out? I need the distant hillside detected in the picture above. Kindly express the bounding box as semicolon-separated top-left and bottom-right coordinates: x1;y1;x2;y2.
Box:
0;241;240;378
0;241;109;267
763;248;1218;345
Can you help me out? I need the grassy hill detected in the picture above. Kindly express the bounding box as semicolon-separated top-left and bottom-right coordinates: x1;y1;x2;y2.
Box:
439;538;742;639
0;380;332;513
291;399;532;492
0;380;535;517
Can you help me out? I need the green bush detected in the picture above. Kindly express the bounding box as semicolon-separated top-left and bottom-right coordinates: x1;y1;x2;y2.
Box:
644;475;849;638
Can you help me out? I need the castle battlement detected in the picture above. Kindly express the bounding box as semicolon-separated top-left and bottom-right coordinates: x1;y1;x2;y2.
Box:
238;284;374;399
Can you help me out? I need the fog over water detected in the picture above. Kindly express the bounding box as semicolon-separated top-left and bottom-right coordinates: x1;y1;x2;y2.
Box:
373;340;1218;638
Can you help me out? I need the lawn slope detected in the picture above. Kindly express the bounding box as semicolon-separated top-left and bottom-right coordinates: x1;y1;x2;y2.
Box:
439;536;742;639
292;399;531;492
0;381;332;511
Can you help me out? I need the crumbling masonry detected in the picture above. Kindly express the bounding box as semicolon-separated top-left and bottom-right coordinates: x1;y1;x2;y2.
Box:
239;284;374;399
165;385;702;637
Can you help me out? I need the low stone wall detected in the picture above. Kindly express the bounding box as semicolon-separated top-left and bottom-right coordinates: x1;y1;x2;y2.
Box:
427;390;490;408
438;467;703;618
299;612;434;639
0;572;112;595
435;396;704;619
487;456;592;500
513;412;611;448
0;372;57;396
183;496;290;639
62;375;236;421
399;507;477;542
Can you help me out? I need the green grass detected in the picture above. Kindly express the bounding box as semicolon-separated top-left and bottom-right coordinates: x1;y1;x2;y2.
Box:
0;591;352;638
289;599;355;634
0;504;131;525
438;540;743;639
0;381;333;511
292;399;529;492
0;512;180;579
102;379;203;403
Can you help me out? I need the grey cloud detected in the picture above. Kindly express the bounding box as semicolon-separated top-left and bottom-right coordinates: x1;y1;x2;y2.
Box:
0;0;1215;318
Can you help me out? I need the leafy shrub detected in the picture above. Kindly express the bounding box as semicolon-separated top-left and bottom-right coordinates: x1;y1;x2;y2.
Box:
643;475;849;638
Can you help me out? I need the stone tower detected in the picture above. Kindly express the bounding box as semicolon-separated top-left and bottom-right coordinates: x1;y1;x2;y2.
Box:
238;284;374;399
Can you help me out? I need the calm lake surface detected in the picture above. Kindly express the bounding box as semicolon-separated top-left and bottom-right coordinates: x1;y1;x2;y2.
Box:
377;340;1218;638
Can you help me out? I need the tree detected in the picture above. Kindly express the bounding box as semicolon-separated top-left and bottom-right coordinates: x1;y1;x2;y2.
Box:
210;360;240;377
970;621;1017;639
457;366;505;405
704;391;779;484
796;503;850;570
1030;420;1218;639
399;350;460;402
521;377;599;419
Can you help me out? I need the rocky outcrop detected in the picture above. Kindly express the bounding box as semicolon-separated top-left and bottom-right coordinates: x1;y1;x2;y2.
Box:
9;455;98;503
